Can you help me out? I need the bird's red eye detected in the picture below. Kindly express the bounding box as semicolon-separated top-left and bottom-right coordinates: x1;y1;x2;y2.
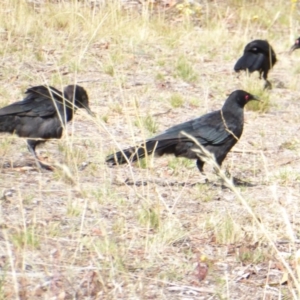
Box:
245;95;249;101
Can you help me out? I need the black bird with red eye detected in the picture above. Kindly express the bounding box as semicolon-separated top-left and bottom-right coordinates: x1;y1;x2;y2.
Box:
234;39;277;90
106;90;259;177
289;37;300;54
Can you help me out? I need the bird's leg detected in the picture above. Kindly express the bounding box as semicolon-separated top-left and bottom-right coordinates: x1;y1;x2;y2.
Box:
262;72;272;90
213;161;231;182
27;140;54;171
196;159;205;174
196;159;208;183
258;72;262;80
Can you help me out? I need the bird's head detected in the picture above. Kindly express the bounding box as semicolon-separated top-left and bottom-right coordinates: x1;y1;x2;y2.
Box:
244;40;266;54
289;37;300;54
64;85;94;116
225;90;260;109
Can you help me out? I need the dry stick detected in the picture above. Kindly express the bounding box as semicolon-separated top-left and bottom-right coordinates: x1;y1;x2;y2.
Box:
220;109;239;141
181;131;300;298
232;149;274;154
124;272;215;294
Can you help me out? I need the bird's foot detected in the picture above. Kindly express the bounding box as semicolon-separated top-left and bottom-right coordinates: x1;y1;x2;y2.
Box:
263;80;272;90
198;170;209;184
35;159;54;171
232;177;256;187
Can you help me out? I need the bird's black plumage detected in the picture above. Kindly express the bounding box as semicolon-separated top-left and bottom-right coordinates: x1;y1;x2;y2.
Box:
289;37;300;54
106;90;258;175
0;84;93;170
234;40;277;89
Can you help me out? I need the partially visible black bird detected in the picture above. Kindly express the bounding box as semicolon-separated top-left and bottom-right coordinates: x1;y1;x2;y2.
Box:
234;40;277;89
289;37;300;54
0;85;93;170
106;90;259;176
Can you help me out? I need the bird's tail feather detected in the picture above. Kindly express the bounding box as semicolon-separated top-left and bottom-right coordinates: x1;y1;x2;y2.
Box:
106;140;158;165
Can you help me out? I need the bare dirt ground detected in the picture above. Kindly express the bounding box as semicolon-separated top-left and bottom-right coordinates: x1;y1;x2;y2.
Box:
0;0;300;299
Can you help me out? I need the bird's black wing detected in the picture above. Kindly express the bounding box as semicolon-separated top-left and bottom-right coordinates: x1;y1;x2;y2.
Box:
0;86;63;117
234;52;265;73
152;111;234;145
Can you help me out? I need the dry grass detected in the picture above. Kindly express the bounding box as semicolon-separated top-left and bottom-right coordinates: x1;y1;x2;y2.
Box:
0;0;300;298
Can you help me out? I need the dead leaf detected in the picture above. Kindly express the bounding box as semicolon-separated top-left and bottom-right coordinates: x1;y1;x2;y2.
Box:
194;255;208;281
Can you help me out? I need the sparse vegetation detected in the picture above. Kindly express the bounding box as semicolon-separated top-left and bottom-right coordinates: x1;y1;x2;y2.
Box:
135;114;158;135
143;115;158;134
0;0;300;299
169;92;184;108
175;56;198;82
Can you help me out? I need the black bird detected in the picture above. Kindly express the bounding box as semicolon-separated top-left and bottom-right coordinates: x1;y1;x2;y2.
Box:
234;40;277;89
0;85;93;170
289;37;300;54
106;90;259;176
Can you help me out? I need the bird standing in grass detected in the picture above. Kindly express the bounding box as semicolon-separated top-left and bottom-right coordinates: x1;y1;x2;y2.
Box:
0;85;93;170
234;40;277;89
106;90;259;176
289;37;300;54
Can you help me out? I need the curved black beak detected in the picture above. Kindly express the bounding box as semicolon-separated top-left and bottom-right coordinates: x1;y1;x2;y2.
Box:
85;105;95;117
251;95;261;102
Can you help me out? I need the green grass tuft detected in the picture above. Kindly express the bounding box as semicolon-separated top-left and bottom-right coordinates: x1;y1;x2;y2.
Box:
175;56;198;82
169;93;184;108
